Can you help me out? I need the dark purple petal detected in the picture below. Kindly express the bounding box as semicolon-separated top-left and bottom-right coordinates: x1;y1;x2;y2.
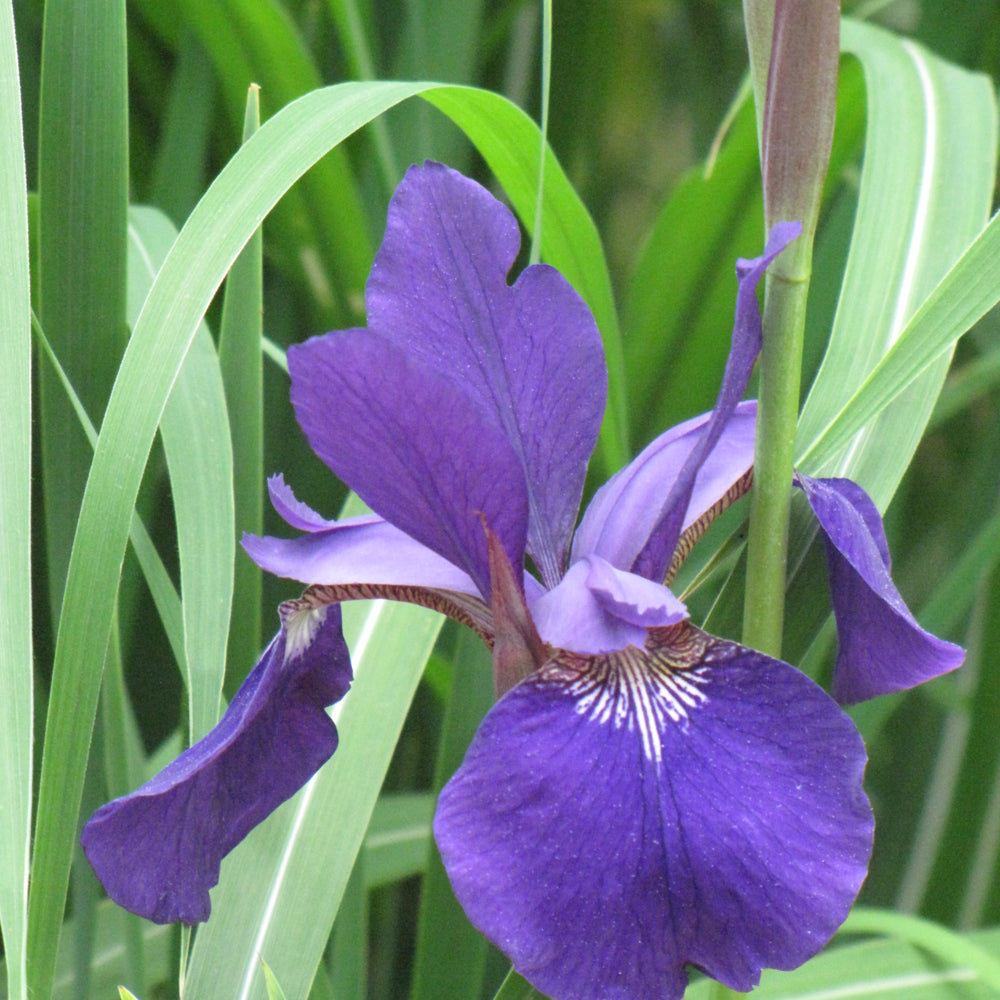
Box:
435;622;872;1000
365;162;607;586
289;329;528;600
796;473;965;704
630;223;801;583
81;599;352;924
573;401;756;572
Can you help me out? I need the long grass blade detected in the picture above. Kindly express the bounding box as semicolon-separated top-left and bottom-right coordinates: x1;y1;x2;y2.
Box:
796;19;997;505
30;0;128;986
218;86;264;693
0;1;33;996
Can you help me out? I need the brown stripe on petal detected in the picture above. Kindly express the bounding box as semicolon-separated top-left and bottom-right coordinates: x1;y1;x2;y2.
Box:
664;466;753;586
536;622;715;762
280;582;496;647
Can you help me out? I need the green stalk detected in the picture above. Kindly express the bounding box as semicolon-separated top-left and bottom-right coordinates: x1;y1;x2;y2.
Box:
741;0;839;658
743;269;809;655
728;0;838;988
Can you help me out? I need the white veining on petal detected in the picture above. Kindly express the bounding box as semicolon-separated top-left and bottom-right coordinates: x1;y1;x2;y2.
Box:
546;640;711;764
282;603;328;664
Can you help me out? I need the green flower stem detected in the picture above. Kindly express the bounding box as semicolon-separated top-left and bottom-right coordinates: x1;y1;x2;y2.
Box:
743;267;809;657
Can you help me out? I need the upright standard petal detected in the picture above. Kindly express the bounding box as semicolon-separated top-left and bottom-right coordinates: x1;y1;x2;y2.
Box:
572;401;756;575
289;329;528;600
435;622;872;1000
81;598;352;924
365;161;607;586
796;473;964;703
631;222;801;583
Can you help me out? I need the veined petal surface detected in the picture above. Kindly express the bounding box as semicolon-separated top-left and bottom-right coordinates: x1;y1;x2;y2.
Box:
796;474;964;703
435;622;872;1000
289;329;527;599
81;600;352;924
366;161;607;586
572;401;756;572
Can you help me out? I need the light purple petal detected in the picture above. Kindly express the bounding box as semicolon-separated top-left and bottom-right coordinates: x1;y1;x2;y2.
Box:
81;599;352;924
584;556;688;628
266;473;377;533
529;560;646;654
631;222;801;583
435;622;872;1000
243;525;483;594
529;556;686;655
289;329;527;600
573;401;756;571
796;474;964;704
244;480;485;599
365;161;607;586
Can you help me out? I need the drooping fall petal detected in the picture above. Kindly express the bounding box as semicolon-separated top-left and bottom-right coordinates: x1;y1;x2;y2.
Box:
81;599;352;924
796;473;964;703
435;622;873;1000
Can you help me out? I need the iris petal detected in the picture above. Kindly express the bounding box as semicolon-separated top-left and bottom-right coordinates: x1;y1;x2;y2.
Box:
573;401;756;573
528;556;686;655
81;599;352;924
289;329;528;600
631;222;801;583
796;473;964;703
365;162;607;585
243;498;483;598
434;622;872;1000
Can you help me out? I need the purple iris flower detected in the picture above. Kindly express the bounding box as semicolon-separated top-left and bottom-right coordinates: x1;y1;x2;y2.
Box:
82;162;963;999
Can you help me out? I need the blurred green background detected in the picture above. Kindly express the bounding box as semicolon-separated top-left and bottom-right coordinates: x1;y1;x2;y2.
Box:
8;1;1000;998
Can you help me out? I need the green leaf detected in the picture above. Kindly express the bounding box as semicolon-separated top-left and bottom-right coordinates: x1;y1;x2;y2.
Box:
796;19;998;506
128;205;234;741
218;86;264;693
683;921;1000;999
363;793;434;889
841;910;1000;990
31;0;129;994
492;969;548;1000
0;1;32;997
149;32;216;225
261;960;289;1000
36;0;129;616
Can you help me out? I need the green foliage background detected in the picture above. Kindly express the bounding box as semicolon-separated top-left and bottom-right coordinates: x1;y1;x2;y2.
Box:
4;1;1000;998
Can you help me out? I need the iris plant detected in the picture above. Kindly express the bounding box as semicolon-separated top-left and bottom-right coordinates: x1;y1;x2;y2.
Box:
83;162;963;1000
